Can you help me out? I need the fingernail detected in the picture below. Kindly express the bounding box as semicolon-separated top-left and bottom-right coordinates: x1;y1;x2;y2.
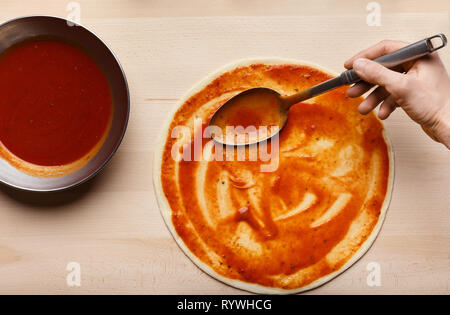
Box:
353;58;368;72
358;102;370;115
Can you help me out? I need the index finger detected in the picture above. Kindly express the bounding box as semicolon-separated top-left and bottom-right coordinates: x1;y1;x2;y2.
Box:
344;40;410;69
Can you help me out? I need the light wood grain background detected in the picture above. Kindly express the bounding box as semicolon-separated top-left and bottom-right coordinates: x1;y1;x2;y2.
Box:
0;0;449;294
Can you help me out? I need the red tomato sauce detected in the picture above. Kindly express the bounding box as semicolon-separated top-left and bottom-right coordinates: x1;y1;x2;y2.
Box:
161;63;391;289
0;40;112;166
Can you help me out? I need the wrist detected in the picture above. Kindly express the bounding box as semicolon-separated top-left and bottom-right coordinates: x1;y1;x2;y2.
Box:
433;102;450;149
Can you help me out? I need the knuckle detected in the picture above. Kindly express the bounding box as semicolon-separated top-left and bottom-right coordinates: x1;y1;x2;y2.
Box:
372;65;385;82
391;75;410;97
380;40;392;53
395;40;410;46
401;76;415;90
380;39;409;54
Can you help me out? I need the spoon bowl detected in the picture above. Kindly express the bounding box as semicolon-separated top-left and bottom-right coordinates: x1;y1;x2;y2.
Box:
209;87;287;146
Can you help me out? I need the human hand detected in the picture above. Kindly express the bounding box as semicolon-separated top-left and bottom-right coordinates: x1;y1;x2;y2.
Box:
345;40;450;149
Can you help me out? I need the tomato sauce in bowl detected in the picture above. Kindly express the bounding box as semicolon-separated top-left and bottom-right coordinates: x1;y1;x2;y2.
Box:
0;39;112;173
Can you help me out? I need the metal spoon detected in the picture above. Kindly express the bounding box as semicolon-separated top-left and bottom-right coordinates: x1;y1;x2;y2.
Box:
210;34;447;146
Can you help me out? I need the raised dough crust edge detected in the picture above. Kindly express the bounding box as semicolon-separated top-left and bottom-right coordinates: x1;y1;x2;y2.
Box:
152;58;395;294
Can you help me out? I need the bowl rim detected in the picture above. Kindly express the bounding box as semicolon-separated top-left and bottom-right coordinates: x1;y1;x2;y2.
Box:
0;15;130;193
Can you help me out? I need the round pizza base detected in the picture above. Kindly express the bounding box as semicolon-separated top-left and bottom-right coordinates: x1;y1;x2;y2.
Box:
153;58;394;294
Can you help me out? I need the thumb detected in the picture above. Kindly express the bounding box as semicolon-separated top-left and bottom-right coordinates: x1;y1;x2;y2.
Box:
353;58;405;95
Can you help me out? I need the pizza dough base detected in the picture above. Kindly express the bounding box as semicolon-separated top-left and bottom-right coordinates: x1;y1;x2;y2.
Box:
153;58;394;294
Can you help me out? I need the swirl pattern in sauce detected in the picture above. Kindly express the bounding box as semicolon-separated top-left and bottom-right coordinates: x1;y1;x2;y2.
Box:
158;62;392;292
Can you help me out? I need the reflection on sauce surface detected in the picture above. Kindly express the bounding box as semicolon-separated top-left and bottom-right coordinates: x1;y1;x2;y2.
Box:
210;89;285;144
0;40;112;170
160;63;391;290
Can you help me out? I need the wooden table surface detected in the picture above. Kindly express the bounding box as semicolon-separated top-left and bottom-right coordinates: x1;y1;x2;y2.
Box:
0;0;449;294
